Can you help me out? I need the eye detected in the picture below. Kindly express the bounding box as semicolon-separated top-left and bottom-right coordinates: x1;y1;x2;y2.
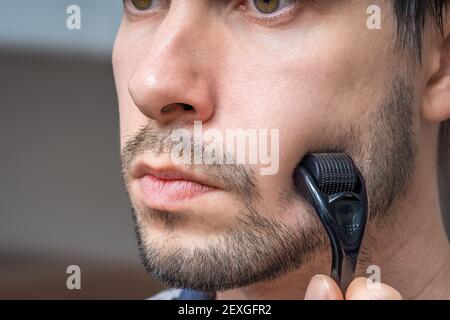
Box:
238;0;302;25
249;0;297;15
123;0;167;16
253;0;282;14
130;0;152;11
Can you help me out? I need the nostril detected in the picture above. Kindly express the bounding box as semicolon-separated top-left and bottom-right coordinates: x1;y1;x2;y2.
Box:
182;104;194;111
160;103;195;114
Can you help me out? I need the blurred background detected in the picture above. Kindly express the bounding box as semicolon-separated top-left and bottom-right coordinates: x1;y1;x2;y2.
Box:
1;0;449;301
0;0;164;299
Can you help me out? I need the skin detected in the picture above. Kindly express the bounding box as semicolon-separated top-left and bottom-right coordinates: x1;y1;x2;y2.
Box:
113;0;450;299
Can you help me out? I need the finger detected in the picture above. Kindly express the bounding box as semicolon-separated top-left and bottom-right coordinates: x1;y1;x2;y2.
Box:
304;274;344;300
345;277;403;300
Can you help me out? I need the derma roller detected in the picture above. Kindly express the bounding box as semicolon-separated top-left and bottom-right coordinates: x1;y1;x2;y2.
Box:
293;153;369;293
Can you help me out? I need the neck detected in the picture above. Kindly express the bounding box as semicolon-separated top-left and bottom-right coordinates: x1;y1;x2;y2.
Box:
365;154;450;299
217;138;450;300
370;125;450;299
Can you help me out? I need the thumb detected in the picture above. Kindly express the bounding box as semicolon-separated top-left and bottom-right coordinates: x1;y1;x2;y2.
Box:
304;274;344;300
345;277;403;300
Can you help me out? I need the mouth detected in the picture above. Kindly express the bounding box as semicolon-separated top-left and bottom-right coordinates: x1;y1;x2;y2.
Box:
131;160;221;211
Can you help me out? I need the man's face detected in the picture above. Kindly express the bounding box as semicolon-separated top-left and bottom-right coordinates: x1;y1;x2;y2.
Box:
113;0;417;291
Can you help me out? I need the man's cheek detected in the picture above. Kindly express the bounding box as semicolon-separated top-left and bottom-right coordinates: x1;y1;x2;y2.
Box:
118;99;149;150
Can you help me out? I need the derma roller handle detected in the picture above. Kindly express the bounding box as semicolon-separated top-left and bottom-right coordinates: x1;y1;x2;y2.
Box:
294;153;369;294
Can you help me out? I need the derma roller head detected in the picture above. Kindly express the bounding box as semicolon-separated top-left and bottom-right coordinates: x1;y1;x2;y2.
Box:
293;153;369;292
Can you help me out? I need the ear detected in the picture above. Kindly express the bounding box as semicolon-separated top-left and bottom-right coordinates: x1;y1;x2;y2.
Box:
423;20;450;123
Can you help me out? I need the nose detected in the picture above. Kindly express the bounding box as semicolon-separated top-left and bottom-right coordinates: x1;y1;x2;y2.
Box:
128;5;218;126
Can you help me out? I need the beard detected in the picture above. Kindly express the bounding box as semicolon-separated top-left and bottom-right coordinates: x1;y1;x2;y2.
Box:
120;77;416;292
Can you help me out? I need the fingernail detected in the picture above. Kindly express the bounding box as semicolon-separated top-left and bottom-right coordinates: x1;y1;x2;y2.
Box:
305;275;332;300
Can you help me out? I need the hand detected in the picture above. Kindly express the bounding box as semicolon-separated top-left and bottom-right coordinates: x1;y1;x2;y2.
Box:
304;275;403;300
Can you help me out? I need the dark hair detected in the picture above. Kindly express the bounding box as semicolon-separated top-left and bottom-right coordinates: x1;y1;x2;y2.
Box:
394;0;449;229
393;0;448;57
393;0;449;148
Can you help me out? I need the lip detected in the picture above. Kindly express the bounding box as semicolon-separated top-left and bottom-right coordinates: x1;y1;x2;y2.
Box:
132;161;220;211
